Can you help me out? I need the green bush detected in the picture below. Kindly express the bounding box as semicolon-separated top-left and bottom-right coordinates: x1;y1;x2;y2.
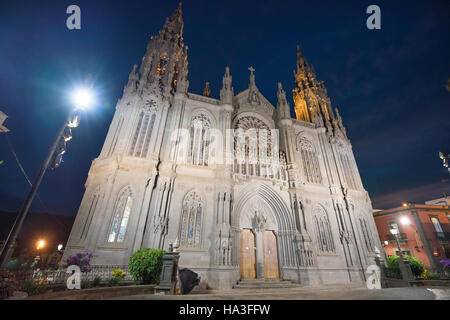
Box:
106;277;121;287
425;272;441;280
387;255;425;278
128;248;165;284
21;279;48;296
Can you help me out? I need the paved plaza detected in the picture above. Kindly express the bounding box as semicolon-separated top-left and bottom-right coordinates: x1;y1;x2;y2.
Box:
109;285;450;300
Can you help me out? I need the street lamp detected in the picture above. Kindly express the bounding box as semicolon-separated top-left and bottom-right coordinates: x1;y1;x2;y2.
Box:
389;223;414;281
0;88;95;269
399;216;411;226
36;240;46;250
57;244;63;251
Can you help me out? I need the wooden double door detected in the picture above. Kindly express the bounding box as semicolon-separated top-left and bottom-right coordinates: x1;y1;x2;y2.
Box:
239;229;279;279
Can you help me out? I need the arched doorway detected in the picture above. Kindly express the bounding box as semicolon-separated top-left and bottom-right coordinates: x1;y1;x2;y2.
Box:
263;230;279;279
237;196;280;279
240;229;256;279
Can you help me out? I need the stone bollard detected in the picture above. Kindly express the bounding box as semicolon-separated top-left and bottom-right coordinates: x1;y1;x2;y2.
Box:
398;257;414;283
155;251;179;295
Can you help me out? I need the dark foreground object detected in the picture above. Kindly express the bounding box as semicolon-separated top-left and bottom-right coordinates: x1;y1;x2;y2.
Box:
179;268;200;294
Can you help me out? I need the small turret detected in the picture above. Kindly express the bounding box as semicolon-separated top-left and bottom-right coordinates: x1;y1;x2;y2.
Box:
220;66;233;104
276;82;291;120
203;82;211;97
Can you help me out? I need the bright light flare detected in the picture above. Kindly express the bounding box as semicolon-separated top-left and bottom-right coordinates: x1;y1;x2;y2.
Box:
71;88;94;110
399;216;411;226
57;244;63;251
36;239;46;250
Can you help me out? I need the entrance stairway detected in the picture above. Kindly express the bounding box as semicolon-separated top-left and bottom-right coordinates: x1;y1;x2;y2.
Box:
232;279;300;290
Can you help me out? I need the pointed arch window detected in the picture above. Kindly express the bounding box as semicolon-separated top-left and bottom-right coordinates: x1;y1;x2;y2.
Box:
359;217;374;253
313;206;335;253
107;188;133;243
338;148;357;190
188;113;211;166
129;100;157;158
297;136;322;184
179;191;204;248
80;187;101;241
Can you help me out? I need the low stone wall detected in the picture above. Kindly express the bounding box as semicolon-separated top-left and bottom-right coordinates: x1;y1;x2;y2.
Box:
422;279;450;287
27;284;155;300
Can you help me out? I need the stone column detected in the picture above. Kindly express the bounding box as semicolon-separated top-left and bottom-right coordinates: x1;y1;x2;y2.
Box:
255;231;264;278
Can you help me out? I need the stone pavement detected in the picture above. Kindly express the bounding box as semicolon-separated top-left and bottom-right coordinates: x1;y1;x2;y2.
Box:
108;284;450;300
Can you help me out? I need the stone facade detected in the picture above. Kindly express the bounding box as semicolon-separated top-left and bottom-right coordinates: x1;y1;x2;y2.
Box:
63;4;383;289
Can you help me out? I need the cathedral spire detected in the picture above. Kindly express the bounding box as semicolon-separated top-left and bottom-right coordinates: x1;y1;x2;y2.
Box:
134;3;186;100
293;45;333;126
162;2;184;39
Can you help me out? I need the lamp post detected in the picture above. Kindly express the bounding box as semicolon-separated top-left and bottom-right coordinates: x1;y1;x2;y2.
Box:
390;222;414;282
0;88;94;269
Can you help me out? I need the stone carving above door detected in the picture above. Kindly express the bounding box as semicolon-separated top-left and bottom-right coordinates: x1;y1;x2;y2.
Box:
239;197;277;232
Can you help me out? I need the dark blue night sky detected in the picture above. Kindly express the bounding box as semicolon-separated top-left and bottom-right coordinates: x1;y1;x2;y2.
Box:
0;0;449;217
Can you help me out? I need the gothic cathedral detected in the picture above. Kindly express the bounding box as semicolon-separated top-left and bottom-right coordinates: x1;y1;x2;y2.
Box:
63;4;382;289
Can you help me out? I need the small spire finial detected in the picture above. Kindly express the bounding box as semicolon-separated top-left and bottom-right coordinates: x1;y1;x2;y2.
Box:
248;66;255;86
203;81;211;97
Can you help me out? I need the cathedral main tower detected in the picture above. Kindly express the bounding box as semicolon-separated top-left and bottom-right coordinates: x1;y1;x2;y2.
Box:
64;4;382;289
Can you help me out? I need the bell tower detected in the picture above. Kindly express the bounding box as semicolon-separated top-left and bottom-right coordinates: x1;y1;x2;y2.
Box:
292;45;334;127
123;2;188;101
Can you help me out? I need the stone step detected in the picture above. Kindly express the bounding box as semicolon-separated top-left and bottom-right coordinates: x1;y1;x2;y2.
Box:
233;279;299;289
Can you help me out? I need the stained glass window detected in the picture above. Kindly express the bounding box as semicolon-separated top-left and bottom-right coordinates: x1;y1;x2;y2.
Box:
107;190;133;243
179;191;203;248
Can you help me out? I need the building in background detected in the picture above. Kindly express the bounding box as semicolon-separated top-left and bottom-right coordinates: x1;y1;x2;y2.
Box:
425;196;450;206
373;203;450;271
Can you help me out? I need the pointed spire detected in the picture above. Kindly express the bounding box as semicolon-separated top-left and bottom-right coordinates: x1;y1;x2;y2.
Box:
296;44;308;69
123;64;139;95
248;66;256;87
163;2;184;37
277;82;290;120
136;3;187;99
247;66;260;105
220;66;233;104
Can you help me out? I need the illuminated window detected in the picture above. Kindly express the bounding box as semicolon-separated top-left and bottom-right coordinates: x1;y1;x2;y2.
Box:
179;191;203;248
188;114;211;166
430;216;443;233
108;189;133;243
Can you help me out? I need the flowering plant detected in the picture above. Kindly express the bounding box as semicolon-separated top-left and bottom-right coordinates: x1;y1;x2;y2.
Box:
65;252;93;272
112;268;126;279
440;259;450;269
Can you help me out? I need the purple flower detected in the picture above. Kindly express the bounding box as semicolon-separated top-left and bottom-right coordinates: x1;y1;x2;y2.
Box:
66;252;93;272
440;259;450;269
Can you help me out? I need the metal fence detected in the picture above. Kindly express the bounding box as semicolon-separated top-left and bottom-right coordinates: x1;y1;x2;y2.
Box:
12;265;133;286
382;266;402;280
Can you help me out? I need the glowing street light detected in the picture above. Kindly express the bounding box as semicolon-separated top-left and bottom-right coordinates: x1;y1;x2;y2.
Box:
71;88;94;110
399;216;411;226
0;87;95;269
36;239;46;250
57;244;63;251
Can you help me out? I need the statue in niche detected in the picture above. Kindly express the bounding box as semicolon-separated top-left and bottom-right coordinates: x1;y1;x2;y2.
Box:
251;206;267;232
